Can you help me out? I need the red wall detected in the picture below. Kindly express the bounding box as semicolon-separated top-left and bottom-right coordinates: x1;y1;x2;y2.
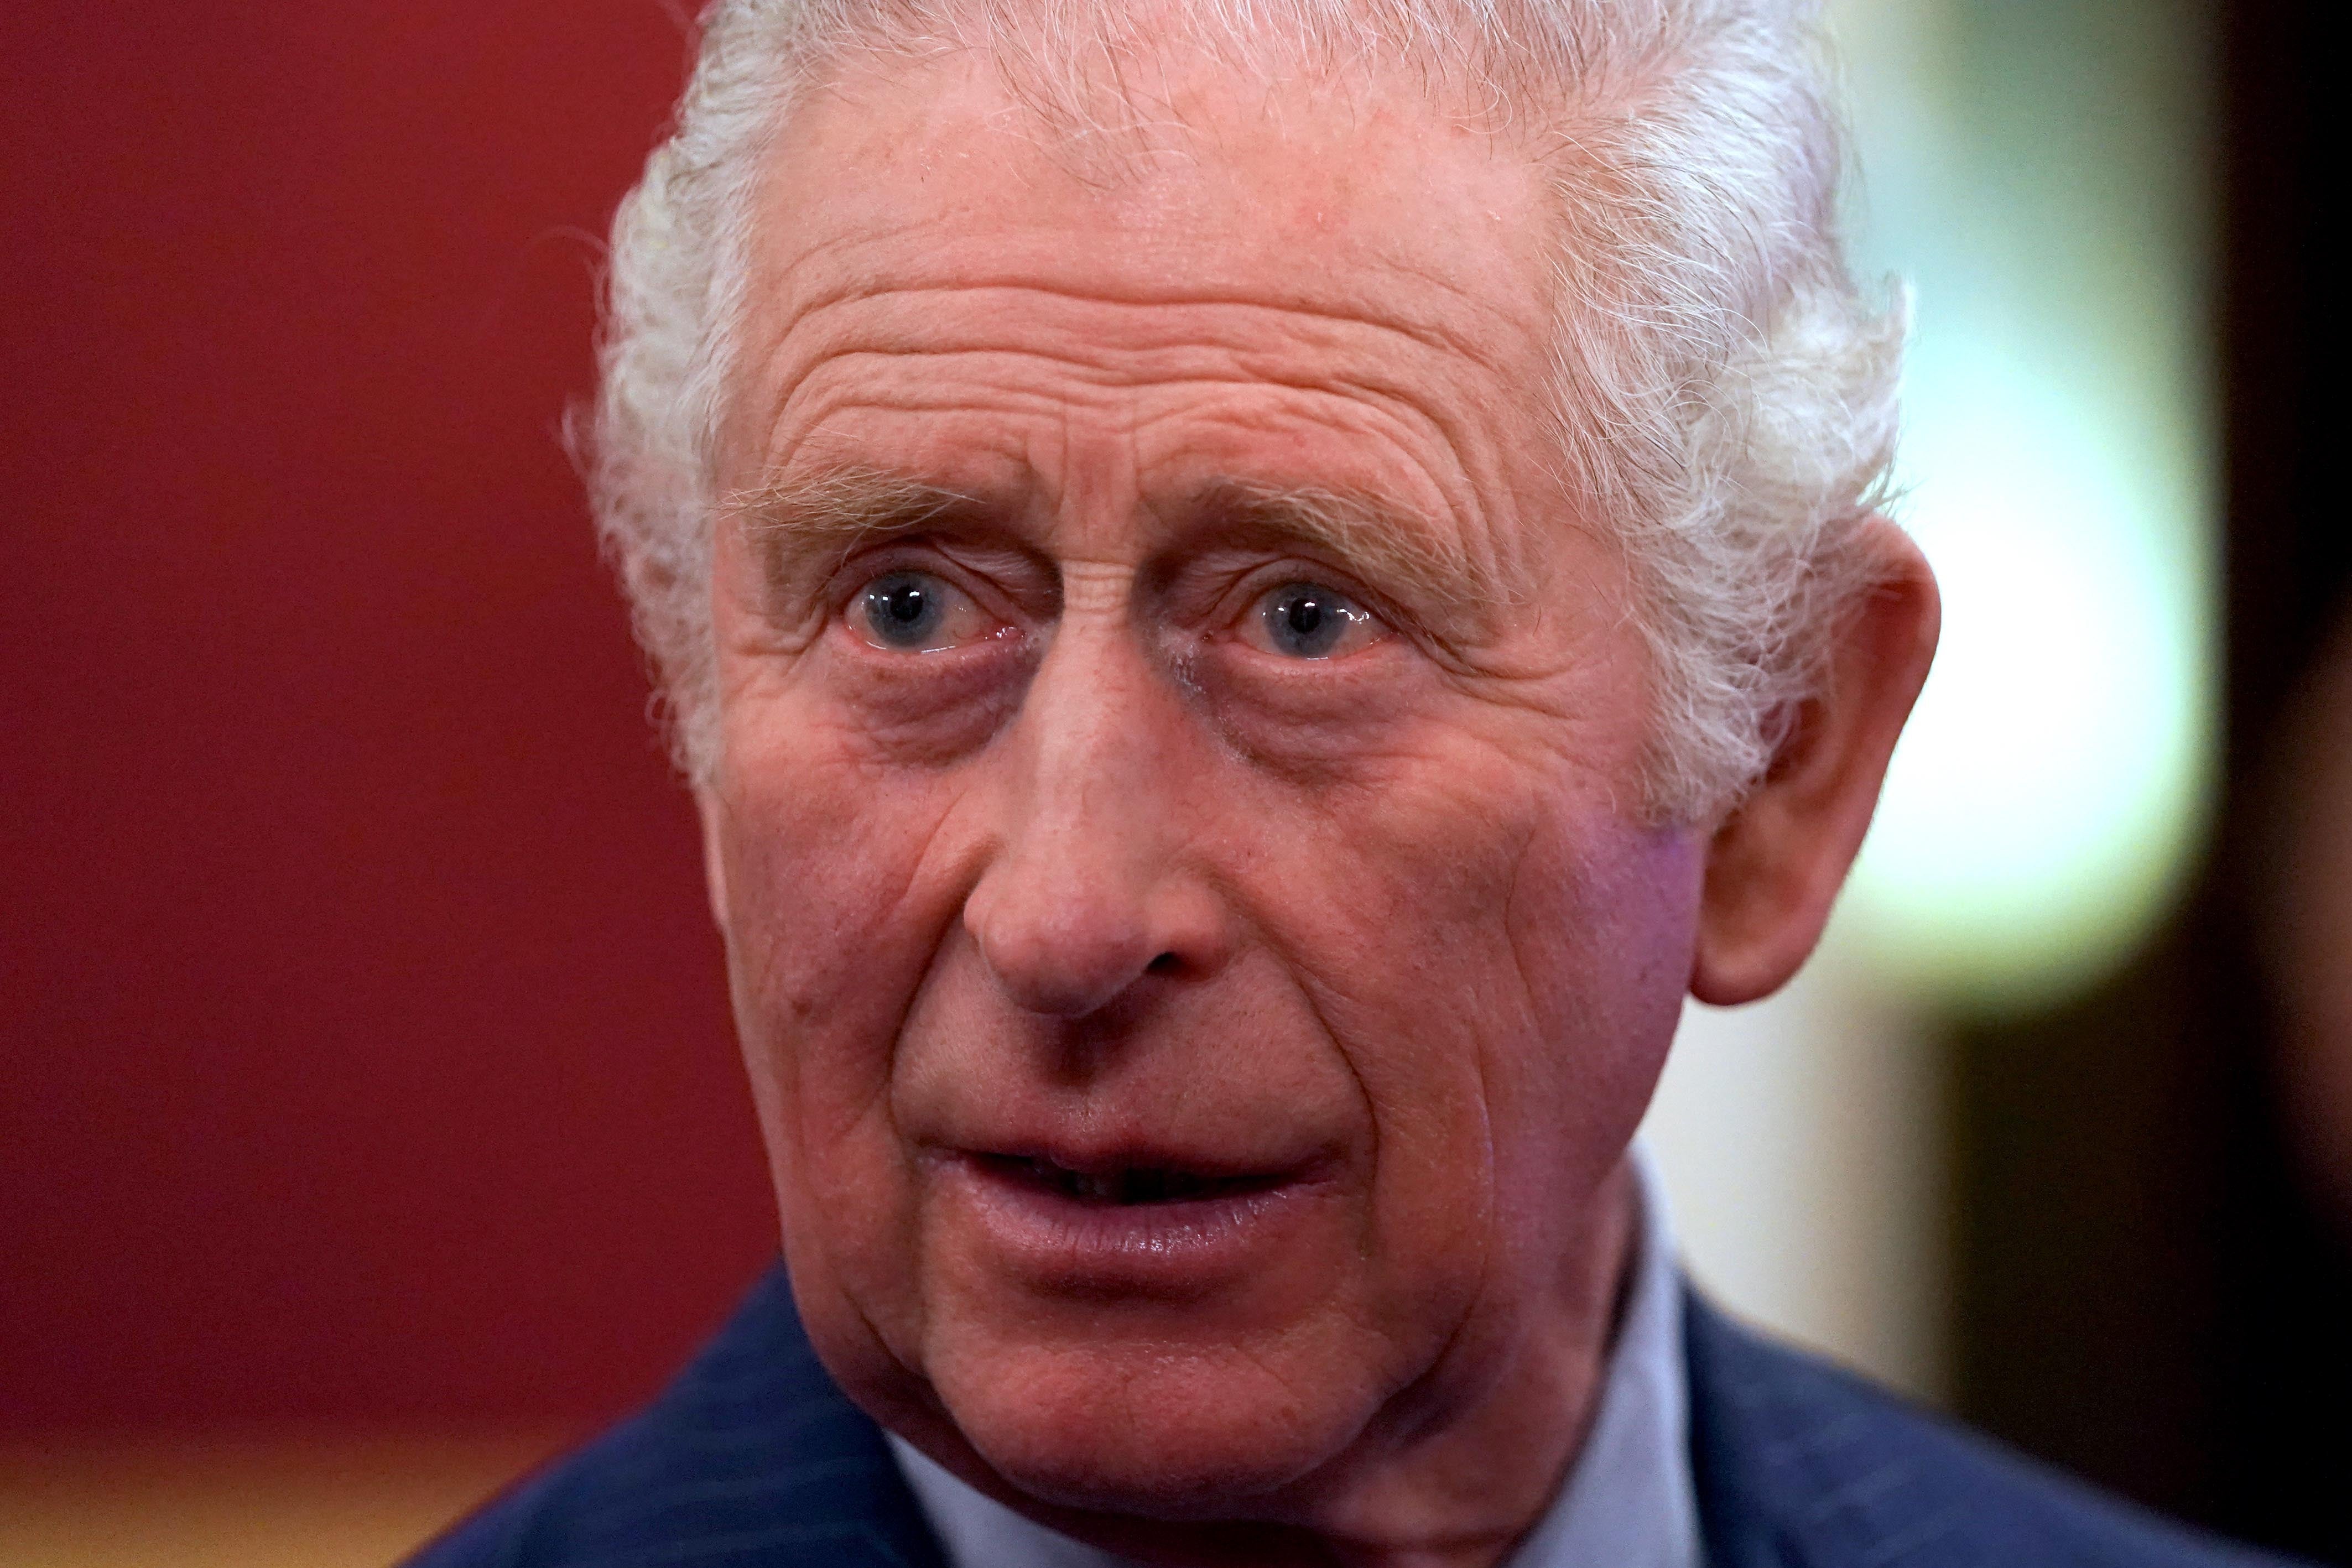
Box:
0;5;779;1428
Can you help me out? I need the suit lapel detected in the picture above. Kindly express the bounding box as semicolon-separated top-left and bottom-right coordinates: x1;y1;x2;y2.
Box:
1683;1285;1976;1568
602;1263;951;1568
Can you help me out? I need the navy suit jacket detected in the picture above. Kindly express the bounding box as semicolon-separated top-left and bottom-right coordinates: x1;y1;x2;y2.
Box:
412;1265;2291;1567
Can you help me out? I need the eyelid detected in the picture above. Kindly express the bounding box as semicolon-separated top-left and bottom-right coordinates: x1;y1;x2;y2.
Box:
1195;556;1321;618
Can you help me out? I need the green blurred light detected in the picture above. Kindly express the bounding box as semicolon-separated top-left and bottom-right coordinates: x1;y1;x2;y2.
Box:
1844;341;2210;1010
1825;0;2216;1013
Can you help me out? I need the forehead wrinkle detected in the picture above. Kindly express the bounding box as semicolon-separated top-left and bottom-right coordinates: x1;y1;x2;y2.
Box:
755;275;1492;373
742;284;1532;473
737;306;1524;520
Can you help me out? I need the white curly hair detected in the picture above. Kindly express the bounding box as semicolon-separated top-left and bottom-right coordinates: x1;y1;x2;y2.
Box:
585;0;1904;822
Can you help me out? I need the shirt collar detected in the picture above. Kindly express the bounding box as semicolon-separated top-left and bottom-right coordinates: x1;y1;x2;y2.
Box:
889;1144;1700;1568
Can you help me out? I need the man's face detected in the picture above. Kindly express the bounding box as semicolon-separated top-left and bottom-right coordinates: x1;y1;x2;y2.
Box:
698;50;1707;1527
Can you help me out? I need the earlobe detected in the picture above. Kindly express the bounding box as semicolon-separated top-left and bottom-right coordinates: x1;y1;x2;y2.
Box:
1690;517;1940;1006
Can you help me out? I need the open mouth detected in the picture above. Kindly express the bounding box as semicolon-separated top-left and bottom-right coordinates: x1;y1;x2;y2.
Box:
980;1154;1284;1207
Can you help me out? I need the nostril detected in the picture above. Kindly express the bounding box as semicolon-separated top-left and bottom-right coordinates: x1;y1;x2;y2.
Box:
1147;951;1179;975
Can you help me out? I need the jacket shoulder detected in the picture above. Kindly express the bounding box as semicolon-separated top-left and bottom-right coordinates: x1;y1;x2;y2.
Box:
1683;1287;2304;1568
404;1267;945;1568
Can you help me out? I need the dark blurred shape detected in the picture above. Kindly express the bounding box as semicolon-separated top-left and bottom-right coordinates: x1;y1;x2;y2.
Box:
1949;0;2351;1560
2260;613;2352;1237
0;4;776;1430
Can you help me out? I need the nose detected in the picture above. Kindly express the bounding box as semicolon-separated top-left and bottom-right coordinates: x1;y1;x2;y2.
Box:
963;622;1229;1019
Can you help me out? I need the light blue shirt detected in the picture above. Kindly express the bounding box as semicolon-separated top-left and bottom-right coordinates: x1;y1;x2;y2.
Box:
889;1147;1702;1568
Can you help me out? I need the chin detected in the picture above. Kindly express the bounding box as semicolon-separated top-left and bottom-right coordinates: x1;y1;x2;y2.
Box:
927;1333;1366;1519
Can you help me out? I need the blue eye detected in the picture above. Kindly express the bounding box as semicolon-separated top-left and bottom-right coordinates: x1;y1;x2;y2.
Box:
1260;582;1373;659
862;572;948;648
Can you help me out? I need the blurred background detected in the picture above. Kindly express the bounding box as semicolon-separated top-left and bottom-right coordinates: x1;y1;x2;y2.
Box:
2;0;2343;1562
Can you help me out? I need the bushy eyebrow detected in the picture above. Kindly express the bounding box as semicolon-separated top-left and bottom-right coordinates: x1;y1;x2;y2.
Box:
722;466;988;585
721;465;1494;612
1189;478;1492;612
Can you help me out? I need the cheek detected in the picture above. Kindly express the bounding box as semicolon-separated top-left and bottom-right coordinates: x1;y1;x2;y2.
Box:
1490;814;1702;1193
1248;748;1701;1321
712;708;980;1326
1215;784;1510;1343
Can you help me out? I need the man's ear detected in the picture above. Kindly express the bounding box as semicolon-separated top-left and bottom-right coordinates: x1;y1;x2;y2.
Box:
1691;515;1940;1006
693;784;732;936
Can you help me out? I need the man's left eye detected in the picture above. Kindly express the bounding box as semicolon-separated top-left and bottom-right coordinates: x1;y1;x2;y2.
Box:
1246;581;1385;660
852;570;997;652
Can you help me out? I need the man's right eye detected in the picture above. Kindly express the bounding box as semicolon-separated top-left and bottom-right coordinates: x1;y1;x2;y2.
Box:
851;570;1000;653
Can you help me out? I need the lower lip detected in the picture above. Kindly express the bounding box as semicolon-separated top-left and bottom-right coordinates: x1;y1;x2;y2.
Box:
935;1154;1333;1297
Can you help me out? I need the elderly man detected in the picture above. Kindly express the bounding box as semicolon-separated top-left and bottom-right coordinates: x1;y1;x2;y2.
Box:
417;2;2285;1565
